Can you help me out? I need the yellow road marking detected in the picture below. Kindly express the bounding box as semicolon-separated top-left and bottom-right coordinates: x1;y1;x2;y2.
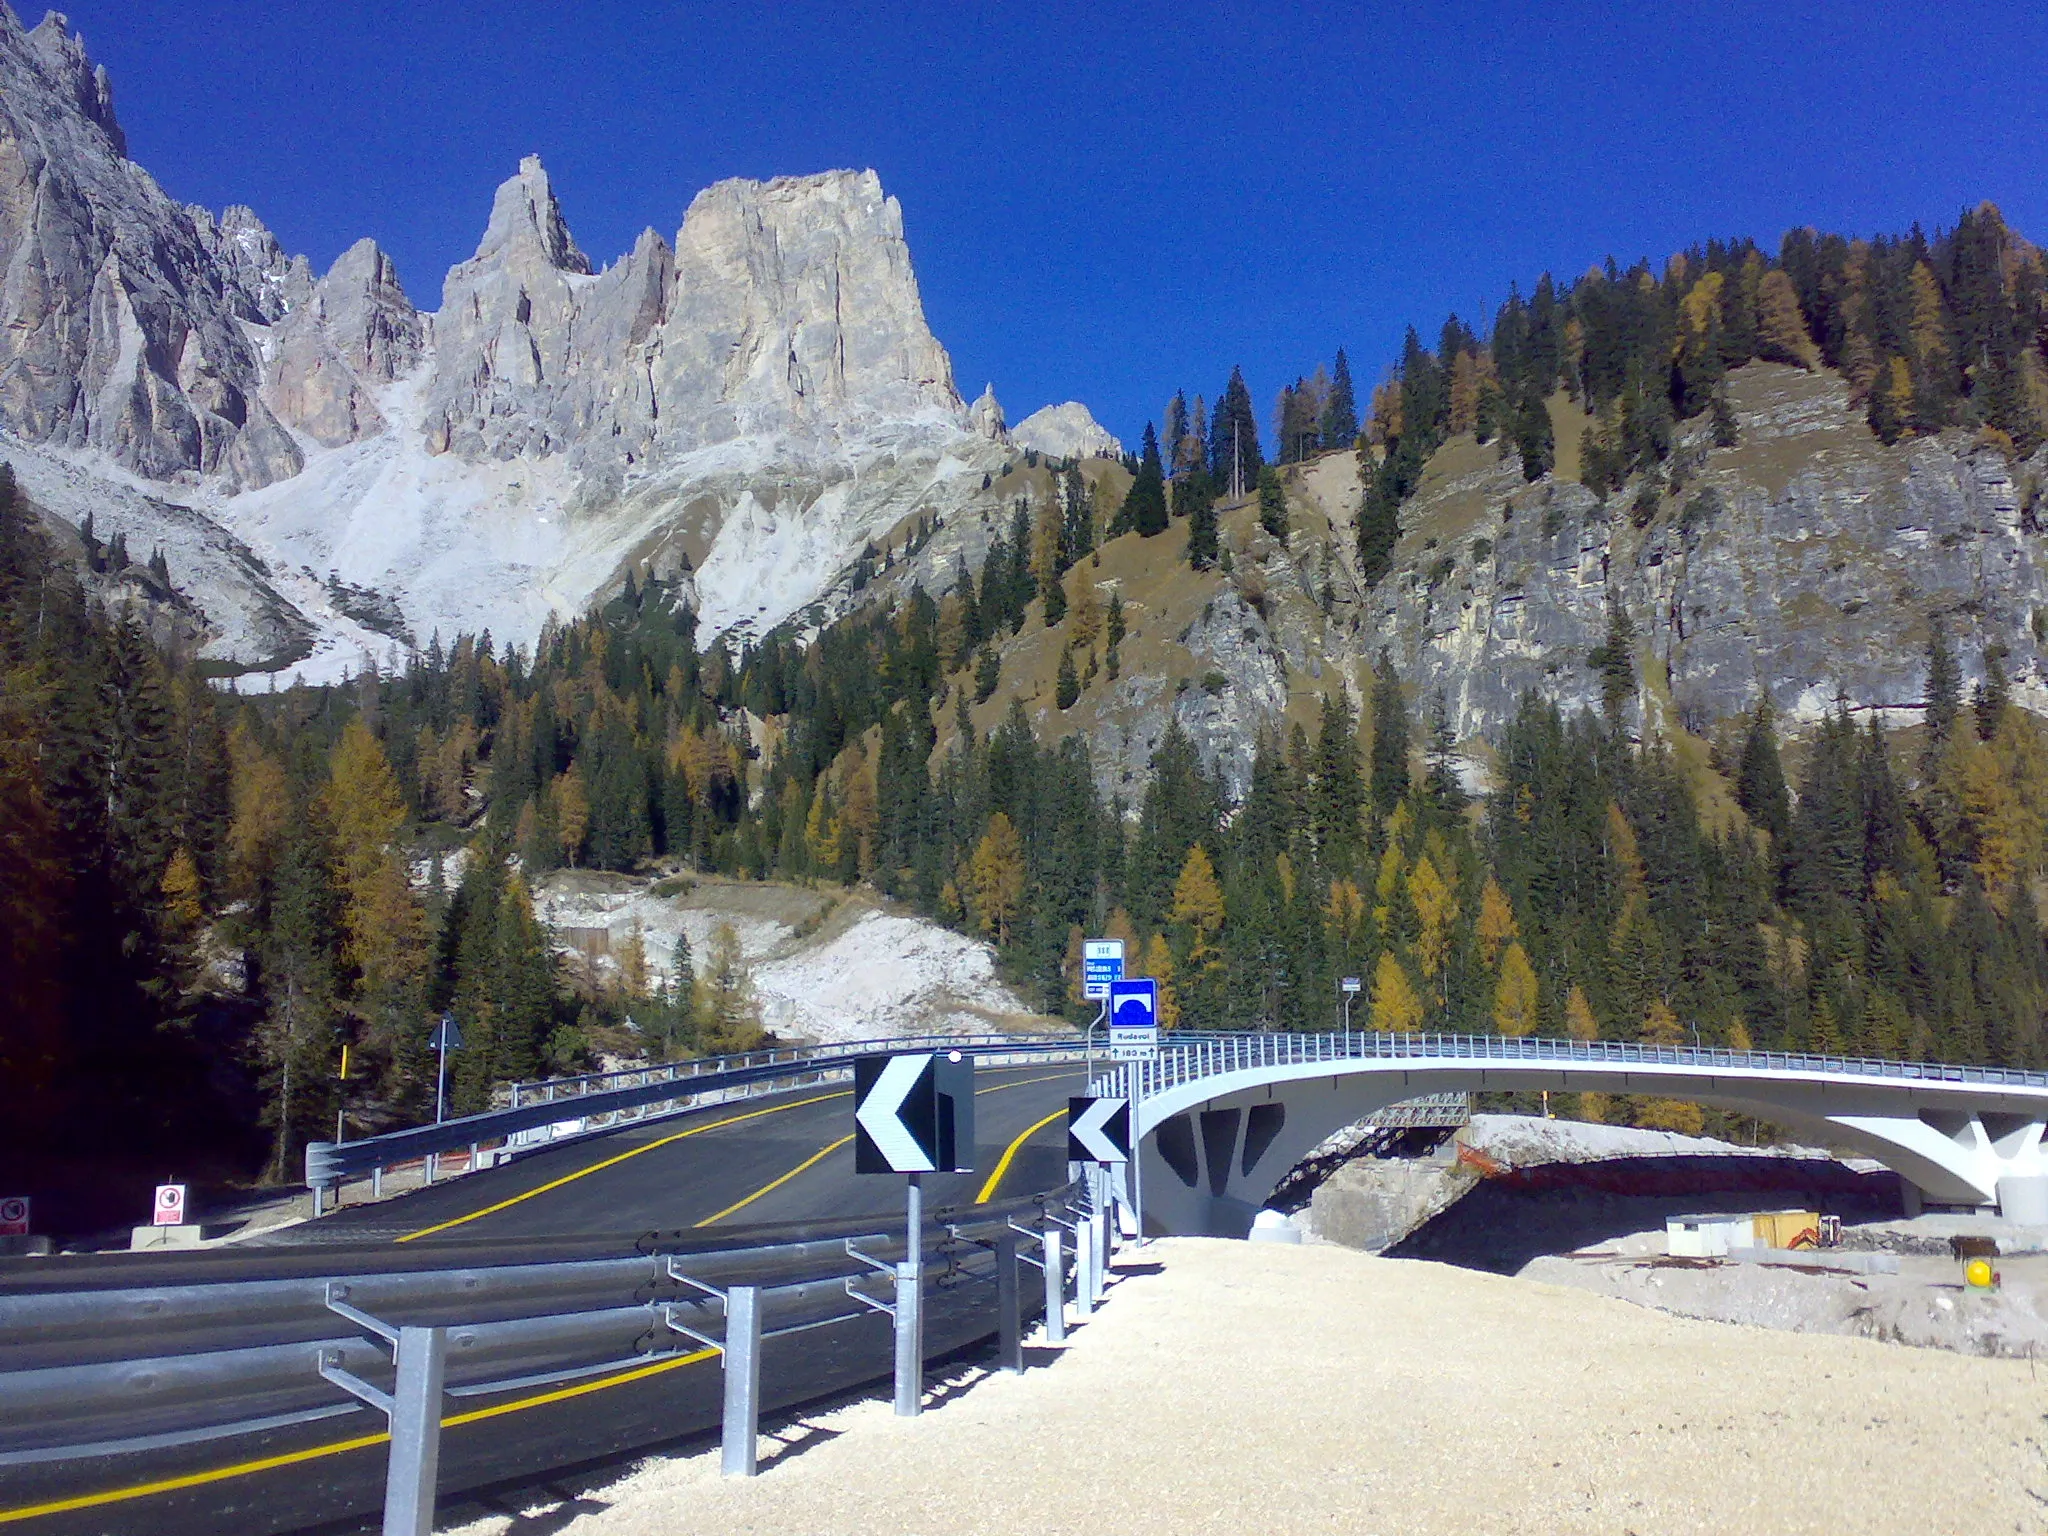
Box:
0;1066;1087;1525
974;1110;1065;1204
0;1349;719;1525
693;1135;855;1227
395;1093;850;1241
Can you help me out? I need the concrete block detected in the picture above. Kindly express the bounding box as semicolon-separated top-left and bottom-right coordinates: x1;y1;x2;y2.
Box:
1996;1175;2048;1225
130;1224;203;1251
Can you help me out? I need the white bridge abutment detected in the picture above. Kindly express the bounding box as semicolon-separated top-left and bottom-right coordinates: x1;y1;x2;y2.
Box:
1127;1055;2048;1237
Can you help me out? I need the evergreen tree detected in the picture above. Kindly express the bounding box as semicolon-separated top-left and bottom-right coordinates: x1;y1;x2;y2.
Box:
1055;648;1080;710
1368;654;1410;818
1320;348;1359;449
1183;471;1218;570
1256;465;1288;540
1208;367;1264;496
1735;700;1793;854
1119;424;1169;537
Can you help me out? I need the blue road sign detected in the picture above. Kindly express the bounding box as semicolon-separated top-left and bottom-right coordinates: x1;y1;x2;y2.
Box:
1082;939;1125;1001
1109;978;1158;1031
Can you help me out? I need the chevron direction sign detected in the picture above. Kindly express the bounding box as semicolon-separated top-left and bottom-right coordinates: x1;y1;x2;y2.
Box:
854;1051;976;1174
1067;1096;1130;1163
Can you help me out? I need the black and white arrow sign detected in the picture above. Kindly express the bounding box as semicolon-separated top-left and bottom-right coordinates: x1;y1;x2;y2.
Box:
1067;1096;1130;1163
854;1052;975;1174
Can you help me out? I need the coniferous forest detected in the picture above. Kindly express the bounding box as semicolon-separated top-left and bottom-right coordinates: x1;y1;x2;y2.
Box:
8;208;2048;1223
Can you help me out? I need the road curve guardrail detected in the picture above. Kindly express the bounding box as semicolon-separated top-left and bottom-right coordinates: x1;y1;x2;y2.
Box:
304;1032;1094;1205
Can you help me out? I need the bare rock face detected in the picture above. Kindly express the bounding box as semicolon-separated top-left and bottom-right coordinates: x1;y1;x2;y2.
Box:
1012;400;1122;460
191;204;313;323
968;383;1009;443
264;238;424;445
424;161;961;469
0;6;301;488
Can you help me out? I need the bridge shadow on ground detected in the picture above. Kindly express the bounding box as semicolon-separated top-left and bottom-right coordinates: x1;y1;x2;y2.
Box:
1385;1156;1905;1275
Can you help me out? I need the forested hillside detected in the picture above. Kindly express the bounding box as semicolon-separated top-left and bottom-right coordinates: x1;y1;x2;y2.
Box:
9;206;2048;1224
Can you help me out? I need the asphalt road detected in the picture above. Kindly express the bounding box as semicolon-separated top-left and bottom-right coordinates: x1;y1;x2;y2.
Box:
0;1061;1090;1535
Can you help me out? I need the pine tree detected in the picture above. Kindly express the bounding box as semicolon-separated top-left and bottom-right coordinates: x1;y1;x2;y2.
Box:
1367;653;1410;817
1735;700;1793;853
1513;390;1555;481
1183;471;1218;570
1120;424;1169;537
1208;367;1263;496
1320;349;1359;449
1055;648;1079;710
1256;465;1288;540
1924;619;1962;750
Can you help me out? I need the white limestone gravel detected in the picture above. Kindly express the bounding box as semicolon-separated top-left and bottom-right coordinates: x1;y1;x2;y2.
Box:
446;1238;2048;1535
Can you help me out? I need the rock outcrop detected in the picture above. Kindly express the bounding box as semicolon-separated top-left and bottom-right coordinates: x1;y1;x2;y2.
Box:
968;384;1009;442
0;6;302;489
1012;400;1122;460
265;239;424;445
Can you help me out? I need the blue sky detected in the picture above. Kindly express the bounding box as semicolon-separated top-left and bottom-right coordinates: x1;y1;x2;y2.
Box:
67;0;2048;448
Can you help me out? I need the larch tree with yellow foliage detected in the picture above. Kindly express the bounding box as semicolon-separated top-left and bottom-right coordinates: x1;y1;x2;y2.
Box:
1369;950;1424;1032
1493;942;1539;1036
967;813;1026;946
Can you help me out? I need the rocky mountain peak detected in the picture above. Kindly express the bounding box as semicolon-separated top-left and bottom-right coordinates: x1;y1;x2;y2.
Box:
20;9;123;156
473;153;591;275
1012;400;1122;460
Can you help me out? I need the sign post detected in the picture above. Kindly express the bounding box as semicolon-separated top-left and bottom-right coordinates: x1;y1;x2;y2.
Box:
0;1196;29;1237
431;1014;462;1125
852;1050;974;1418
1341;975;1361;1032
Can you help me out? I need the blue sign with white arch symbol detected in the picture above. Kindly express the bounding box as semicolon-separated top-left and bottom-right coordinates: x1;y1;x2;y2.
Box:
1108;978;1159;1058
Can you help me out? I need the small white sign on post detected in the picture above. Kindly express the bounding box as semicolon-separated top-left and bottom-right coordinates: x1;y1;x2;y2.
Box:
1342;976;1362;994
152;1183;187;1228
0;1197;28;1236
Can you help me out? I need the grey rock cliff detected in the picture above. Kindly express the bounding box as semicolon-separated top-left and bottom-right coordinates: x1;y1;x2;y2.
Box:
264;238;424;445
0;6;302;488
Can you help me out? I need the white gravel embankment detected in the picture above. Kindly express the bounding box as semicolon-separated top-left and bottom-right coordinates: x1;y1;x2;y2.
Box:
446;1239;2047;1535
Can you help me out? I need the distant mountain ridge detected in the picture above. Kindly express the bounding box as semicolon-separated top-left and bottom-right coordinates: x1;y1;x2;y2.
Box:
0;6;1113;675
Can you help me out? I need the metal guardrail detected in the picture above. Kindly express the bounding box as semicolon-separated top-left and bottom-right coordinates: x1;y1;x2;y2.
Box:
0;1182;1104;1535
304;1033;1092;1203
1129;1029;2048;1098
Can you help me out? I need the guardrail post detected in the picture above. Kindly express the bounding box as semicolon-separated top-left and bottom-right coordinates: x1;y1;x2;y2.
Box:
385;1326;447;1536
721;1286;761;1476
892;1260;922;1416
995;1231;1021;1373
1043;1226;1067;1343
1073;1214;1096;1318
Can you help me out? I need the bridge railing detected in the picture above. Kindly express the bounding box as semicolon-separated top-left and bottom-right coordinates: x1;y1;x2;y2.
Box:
1125;1029;2048;1099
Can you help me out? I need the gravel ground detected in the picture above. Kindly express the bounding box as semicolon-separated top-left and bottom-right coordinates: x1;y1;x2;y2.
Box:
443;1239;2048;1536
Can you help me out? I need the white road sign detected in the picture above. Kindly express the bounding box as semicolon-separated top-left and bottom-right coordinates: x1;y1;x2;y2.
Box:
0;1197;27;1236
1067;1097;1131;1163
152;1183;187;1227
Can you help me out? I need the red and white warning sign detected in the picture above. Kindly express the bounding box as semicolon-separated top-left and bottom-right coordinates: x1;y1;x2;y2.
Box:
152;1184;187;1227
0;1197;28;1236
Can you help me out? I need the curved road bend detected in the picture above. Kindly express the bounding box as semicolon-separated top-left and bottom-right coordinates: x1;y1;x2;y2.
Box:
0;1063;1089;1536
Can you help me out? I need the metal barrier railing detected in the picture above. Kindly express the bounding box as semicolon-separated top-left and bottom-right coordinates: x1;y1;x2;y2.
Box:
0;1182;1111;1535
1127;1029;2048;1100
304;1033;1093;1210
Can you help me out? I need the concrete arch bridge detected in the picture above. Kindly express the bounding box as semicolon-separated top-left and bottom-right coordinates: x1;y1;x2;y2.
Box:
1099;1032;2048;1236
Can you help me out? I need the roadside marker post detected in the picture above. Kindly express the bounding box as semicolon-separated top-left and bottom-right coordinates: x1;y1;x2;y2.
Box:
852;1050;974;1417
426;1014;463;1186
